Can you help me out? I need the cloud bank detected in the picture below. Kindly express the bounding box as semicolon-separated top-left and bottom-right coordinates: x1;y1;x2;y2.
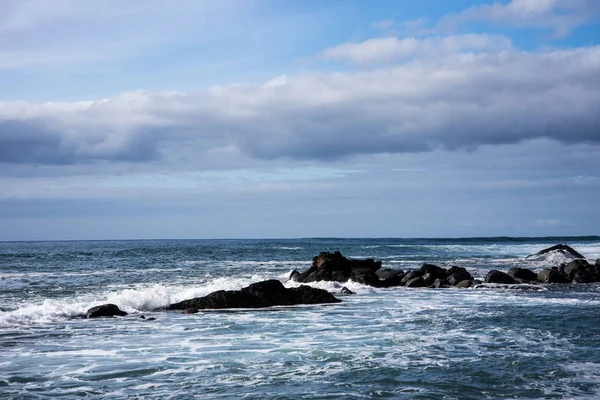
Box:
1;45;599;171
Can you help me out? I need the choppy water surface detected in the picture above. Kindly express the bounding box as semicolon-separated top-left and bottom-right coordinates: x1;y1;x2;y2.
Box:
1;237;600;399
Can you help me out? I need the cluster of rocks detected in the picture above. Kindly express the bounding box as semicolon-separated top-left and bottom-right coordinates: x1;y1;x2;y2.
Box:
289;251;477;288
86;244;600;318
85;280;340;318
167;279;341;313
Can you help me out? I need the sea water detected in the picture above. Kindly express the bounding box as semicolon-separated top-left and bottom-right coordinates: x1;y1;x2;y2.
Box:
1;237;600;399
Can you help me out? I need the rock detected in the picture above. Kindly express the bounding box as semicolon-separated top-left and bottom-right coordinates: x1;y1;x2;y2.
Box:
290;251;382;287
533;244;585;259
537;268;569;283
456;279;474;288
485;270;517;284
401;270;422;286
340;287;355;295
430;278;450;289
183;308;199;314
562;259;594;282
376;268;404;280
421;273;436;287
379;272;406;288
139;315;156;321
508;268;537;282
405;276;425;288
446;267;473;286
168;279;341;310
420;264;448;279
86;304;127;318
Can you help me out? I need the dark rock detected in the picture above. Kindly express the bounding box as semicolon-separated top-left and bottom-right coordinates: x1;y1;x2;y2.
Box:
376;268;404;280
532;244;585;259
86;304;127;318
421;273;436;287
168;279;341;310
514;278;532;284
562;259;593;282
291;251;382;287
183;308;199;314
289;270;300;280
340;287;355;295
485;270;517;284
139;315;156;321
405;276;425;288
401;270;422;286
379;272;406;288
508;267;538;282
430;278;450;289
446;267;473;285
420;264;448;279
537;268;569;283
456;279;474;288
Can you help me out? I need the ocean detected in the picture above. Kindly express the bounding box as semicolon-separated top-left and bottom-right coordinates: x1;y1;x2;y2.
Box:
1;237;600;399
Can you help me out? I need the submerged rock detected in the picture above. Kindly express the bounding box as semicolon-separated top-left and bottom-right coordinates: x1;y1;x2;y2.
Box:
168;279;341;311
340;287;356;295
534;244;585;259
526;244;585;264
86;304;127;318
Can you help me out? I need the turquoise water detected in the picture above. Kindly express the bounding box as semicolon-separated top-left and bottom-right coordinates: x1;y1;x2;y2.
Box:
1;237;600;399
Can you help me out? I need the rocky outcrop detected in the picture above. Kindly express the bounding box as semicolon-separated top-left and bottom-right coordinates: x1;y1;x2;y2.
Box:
532;244;585;259
290;251;386;287
167;280;341;311
86;304;128;318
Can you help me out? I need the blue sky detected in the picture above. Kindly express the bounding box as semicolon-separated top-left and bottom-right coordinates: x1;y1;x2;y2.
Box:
1;0;599;240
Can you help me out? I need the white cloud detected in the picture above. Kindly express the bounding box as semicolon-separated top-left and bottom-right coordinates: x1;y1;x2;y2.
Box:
320;34;512;65
437;0;600;37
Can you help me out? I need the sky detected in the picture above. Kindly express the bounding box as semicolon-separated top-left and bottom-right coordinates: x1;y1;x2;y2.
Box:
1;0;599;240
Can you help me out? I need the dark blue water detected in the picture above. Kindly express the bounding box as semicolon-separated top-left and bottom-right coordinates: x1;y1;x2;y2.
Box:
1;237;600;399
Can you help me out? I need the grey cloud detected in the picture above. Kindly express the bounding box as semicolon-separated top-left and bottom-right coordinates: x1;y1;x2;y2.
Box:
0;46;599;171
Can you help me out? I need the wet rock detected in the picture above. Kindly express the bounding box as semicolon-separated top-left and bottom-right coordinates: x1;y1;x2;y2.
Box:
405;276;425;288
139;315;156;321
508;267;538;282
290;251;382;287
401;270;422;286
420;264;448;280
562;259;594;283
168;279;341;310
485;270;517;284
376;268;404;280
537;268;569;283
421;273;436;287
531;244;585;259
456;279;474;288
446;266;473;286
86;304;127;318
340;287;356;295
430;278;450;289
